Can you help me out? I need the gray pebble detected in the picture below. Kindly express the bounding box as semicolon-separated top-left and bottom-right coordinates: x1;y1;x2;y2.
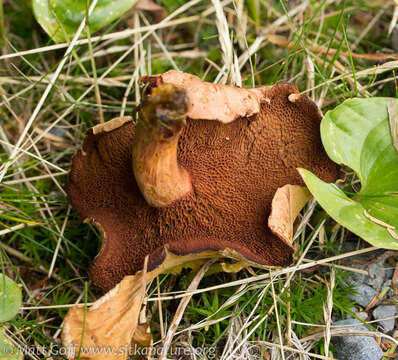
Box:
382;279;392;288
351;261;386;291
49;120;69;139
385;267;394;280
382;280;393;296
355;311;369;321
346;306;358;318
373;305;397;332
348;283;378;308
332;319;383;360
367;262;387;290
346;307;367;321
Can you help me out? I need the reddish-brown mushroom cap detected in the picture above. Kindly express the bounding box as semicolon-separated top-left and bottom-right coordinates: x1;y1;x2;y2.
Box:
68;70;337;291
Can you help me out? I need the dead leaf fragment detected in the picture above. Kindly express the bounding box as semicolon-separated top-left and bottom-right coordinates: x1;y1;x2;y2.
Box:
61;250;223;360
268;185;312;244
388;98;398;153
92;116;132;135
129;322;152;360
139;70;271;123
62;272;147;360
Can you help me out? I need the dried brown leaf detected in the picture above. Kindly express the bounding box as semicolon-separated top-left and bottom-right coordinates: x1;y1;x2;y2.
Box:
268;185;312;244
139;70;271;123
62;272;147;360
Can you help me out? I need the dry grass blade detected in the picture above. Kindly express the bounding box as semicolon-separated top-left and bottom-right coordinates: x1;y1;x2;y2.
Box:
85;16;104;124
2;2;398;359
256;340;333;360
266;34;398;62
323;268;335;358
0;17;199;60
1;0;204;176
301;328;397;346
211;0;241;85
48;206;71;278
146;247;379;302
270;272;285;360
159;260;214;359
0;0;100;183
238;0;309;69
390;5;398;35
0;222;43;236
220;283;271;358
304;60;398;95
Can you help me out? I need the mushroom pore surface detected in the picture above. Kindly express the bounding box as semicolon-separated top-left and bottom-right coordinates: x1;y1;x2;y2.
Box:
68;71;337;291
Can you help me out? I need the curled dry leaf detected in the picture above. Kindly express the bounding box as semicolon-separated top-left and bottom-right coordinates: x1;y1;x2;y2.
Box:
68;70;337;291
62;250;217;360
139;71;269;123
268;184;312;244
62;271;149;360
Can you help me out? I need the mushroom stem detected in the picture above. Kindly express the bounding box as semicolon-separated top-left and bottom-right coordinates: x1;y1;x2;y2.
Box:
132;84;192;207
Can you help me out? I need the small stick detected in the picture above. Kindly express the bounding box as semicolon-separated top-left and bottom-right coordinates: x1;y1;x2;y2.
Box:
392;262;398;295
365;286;390;311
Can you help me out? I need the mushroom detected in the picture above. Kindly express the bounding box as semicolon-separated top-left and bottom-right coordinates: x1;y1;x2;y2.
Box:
68;70;337;291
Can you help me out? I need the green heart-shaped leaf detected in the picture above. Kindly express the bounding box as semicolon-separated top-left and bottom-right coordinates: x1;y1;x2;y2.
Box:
33;0;138;43
299;98;398;249
0;329;23;360
0;274;22;322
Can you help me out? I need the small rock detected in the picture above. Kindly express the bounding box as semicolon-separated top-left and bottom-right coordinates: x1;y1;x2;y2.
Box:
385;266;394;280
341;241;358;253
367;262;387;290
355;311;369;321
49;121;69;139
346;307;367;321
382;279;392;288
382;280;393;296
373;305;397;332
346;306;358;318
332;319;383;360
351;261;386;291
349;283;378;308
